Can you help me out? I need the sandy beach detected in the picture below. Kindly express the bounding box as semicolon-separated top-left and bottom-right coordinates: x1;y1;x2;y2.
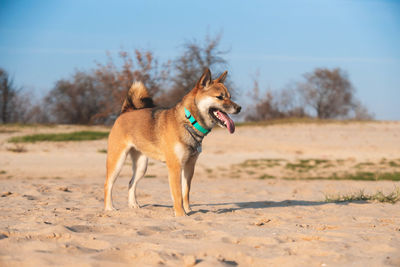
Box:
1;122;400;266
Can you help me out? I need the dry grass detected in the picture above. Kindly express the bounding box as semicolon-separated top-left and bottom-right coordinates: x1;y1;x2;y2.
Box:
325;188;400;204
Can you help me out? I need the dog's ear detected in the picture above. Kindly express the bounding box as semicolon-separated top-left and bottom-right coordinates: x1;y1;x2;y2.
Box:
215;70;228;83
197;68;212;89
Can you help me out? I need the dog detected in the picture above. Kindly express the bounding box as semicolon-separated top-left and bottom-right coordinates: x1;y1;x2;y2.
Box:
104;68;241;216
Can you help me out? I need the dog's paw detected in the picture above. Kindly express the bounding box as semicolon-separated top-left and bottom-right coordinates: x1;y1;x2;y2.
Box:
129;203;141;209
174;210;188;217
184;207;193;213
104;206;117;211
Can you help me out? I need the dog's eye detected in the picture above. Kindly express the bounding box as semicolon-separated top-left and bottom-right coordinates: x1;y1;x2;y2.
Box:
216;95;224;100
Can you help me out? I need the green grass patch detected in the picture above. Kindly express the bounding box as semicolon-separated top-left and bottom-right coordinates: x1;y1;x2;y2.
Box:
8;131;109;143
388;161;400;167
354;162;375;169
375;172;400;181
322;164;335;168
325;188;400;204
380;158;387;164
285;162;308;171
98;149;107;153
314;159;329;164
336;159;345;164
341;172;400;181
0;170;6;175
144;175;156;178
258;174;274;180
237;158;285;168
285;159;330;172
232;158;400;181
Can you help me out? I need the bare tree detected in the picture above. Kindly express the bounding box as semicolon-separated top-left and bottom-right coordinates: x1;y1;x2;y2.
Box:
93;49;167;122
352;100;374;120
0;68;40;123
45;71;102;124
0;68;18;123
298;68;356;119
25;101;50;124
245;75;306;121
246;67;371;121
159;33;230;106
8;91;36;123
44;49;167;124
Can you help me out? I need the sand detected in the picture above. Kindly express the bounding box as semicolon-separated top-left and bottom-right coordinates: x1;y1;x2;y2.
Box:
1;122;400;266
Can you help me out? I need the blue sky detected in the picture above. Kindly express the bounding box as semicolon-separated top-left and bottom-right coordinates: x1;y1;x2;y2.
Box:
1;0;399;120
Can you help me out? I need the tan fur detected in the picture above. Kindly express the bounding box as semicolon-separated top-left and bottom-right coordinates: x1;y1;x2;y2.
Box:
121;81;153;113
105;69;241;216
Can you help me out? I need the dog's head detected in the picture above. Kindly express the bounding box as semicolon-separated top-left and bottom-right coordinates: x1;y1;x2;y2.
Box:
194;68;241;134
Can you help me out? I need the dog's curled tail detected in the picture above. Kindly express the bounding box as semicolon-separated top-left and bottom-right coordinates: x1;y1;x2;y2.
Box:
121;81;155;113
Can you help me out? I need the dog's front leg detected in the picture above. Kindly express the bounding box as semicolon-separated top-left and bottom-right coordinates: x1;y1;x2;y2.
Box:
182;155;198;213
166;158;186;217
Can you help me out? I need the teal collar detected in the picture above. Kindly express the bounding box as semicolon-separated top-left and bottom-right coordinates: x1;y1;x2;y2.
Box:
184;107;210;135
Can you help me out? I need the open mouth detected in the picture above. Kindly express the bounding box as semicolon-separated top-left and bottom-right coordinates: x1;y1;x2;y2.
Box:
209;108;235;134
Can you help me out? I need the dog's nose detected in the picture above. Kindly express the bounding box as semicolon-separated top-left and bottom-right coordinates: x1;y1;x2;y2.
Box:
236;105;241;114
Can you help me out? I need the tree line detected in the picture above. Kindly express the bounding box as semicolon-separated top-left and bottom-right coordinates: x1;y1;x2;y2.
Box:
245;67;372;121
0;34;372;124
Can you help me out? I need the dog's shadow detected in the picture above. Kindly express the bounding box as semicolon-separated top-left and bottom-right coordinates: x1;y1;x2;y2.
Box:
192;200;357;215
148;199;366;215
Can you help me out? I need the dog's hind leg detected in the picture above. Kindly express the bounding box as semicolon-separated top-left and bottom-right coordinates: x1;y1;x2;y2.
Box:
104;144;130;211
128;150;148;208
182;155;198;214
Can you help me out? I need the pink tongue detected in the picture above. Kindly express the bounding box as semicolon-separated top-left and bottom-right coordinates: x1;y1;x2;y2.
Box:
216;110;235;134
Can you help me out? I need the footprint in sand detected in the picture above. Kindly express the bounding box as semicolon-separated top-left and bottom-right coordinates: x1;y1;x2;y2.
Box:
1;191;12;197
63;243;101;254
170;229;204;240
22;194;37;200
65;225;97;233
0;233;8;240
137;225;177;236
136;229;154;236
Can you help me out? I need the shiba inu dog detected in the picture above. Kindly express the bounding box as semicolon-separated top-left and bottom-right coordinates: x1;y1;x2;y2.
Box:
104;68;241;216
